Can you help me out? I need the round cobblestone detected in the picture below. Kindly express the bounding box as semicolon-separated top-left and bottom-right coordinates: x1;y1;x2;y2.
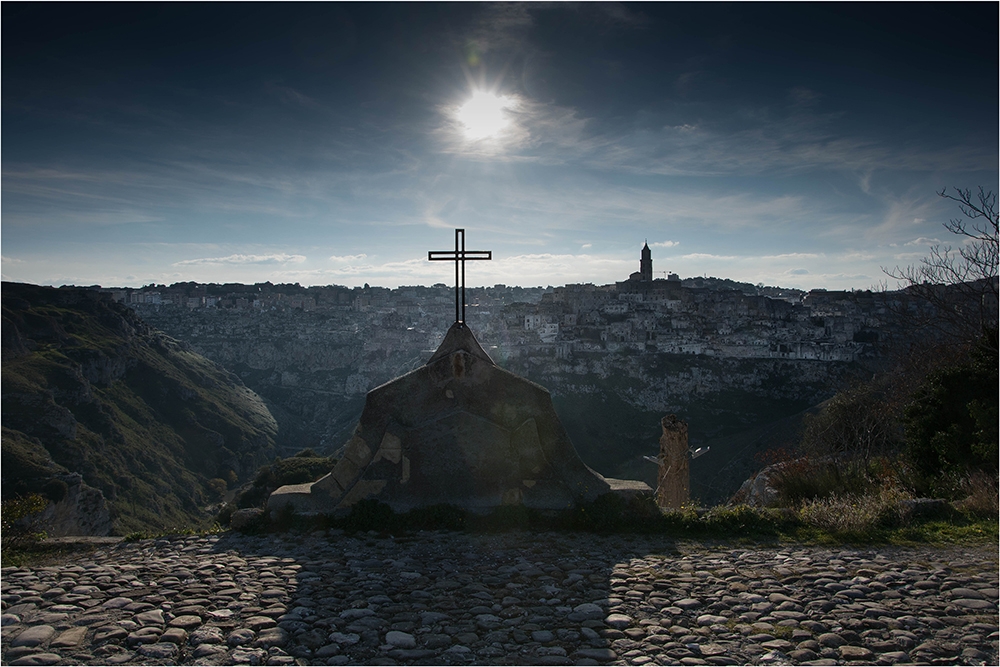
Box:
0;533;996;665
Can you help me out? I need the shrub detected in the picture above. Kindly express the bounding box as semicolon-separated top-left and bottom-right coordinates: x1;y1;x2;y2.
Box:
770;457;883;506
206;478;227;500
954;472;999;519
237;454;337;509
215;502;235;527
799;379;905;464
904;335;999;496
799;486;910;536
565;493;665;533
42;478;69;503
1;494;48;549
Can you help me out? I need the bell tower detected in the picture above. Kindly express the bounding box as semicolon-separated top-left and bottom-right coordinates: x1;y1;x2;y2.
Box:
640;241;652;282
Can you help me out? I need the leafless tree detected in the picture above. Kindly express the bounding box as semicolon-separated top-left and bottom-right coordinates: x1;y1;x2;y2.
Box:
883;187;998;350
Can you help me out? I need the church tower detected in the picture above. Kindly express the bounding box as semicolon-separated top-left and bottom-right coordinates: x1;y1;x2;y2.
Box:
640;241;652;282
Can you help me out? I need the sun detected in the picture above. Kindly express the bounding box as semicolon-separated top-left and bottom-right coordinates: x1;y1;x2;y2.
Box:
456;91;514;140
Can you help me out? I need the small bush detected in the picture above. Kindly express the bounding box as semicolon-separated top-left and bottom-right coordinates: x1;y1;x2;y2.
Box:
799;486;910;536
237;455;337;509
904;335;999;495
771;457;882;506
42;478;69;503
206;478;227;500
800;378;905;463
560;493;664;533
1;493;49;549
954;472;999;519
215;502;235;527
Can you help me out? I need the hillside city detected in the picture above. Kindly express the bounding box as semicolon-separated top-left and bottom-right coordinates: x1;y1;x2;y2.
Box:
112;244;912;365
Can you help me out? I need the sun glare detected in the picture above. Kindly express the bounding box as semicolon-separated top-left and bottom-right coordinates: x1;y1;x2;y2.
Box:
457;91;513;140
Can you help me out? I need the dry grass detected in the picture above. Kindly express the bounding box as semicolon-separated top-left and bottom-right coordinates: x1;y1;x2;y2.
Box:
798;486;911;535
954;472;999;519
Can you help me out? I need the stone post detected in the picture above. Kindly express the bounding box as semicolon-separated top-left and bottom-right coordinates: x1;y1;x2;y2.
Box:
656;414;689;510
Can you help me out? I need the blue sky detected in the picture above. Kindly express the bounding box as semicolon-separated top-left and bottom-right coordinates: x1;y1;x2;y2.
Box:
3;3;997;290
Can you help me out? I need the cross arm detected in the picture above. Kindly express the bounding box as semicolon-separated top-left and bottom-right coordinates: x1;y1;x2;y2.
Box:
428;251;492;260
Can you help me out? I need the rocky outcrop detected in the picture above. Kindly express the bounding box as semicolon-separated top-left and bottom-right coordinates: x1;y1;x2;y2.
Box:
730;461;784;507
32;474;112;537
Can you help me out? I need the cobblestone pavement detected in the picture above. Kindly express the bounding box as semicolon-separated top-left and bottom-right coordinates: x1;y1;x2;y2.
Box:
2;531;997;666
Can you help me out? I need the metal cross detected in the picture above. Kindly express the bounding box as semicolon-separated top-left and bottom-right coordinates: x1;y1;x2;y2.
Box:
428;228;491;325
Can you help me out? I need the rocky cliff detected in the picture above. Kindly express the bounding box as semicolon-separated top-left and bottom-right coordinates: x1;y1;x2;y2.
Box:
2;282;278;534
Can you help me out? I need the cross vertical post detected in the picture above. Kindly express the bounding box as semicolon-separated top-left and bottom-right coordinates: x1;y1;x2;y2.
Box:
428;228;492;325
457;229;462;323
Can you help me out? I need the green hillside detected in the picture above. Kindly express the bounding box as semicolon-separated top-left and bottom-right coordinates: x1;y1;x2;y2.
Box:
2;282;278;534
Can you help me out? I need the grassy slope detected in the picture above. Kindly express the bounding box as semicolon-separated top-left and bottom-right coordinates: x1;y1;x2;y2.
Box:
2;283;278;534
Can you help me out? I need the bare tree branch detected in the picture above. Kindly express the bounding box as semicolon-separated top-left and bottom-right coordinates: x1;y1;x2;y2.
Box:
882;187;999;350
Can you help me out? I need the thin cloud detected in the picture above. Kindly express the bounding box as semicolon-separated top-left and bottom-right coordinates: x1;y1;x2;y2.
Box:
759;252;822;260
650;240;679;248
173;253;306;266
435;85;995;178
265;83;322;109
858;170;873;194
904;237;942;246
866;195;942;242
680;253;739;261
329;253;368;262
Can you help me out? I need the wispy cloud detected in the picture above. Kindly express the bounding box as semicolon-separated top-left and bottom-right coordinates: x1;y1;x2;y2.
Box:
904;237;942;246
265;83;322;109
759;252;822;260
865;194;943;243
329;253;368;262
650;240;679;248
436;84;995;179
173;253;306;266
680;253;739;261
